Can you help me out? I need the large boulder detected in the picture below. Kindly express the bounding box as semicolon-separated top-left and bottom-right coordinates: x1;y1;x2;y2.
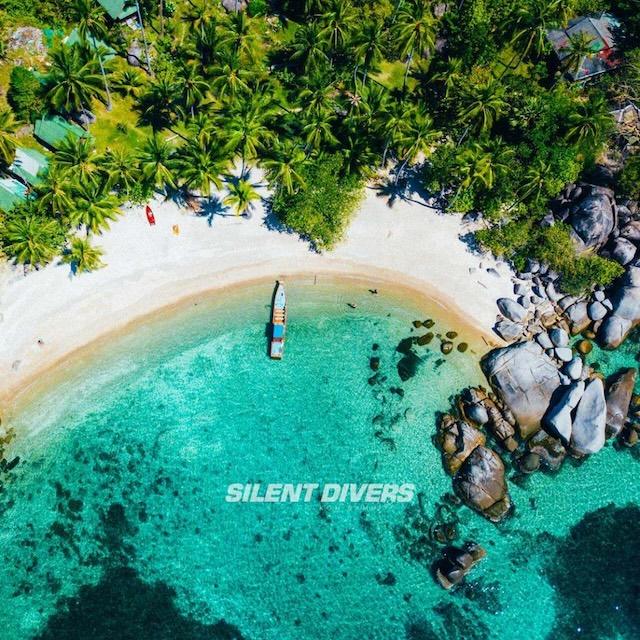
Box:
568;192;615;252
543;380;585;444
598;261;640;348
453;446;511;522
606;368;637;437
571;378;606;454
611;237;637;265
497;298;527;323
436;415;486;475
481;341;562;439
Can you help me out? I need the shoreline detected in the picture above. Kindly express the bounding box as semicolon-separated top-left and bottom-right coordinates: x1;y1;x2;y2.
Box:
0;185;514;411
3;272;493;420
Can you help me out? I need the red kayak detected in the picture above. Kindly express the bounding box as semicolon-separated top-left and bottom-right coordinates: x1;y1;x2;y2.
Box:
145;205;156;226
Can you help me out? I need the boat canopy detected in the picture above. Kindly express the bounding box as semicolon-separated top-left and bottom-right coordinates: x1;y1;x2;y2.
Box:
273;324;285;338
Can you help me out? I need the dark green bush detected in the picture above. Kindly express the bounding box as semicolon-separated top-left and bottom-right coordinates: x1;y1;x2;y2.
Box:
477;220;624;294
7;67;44;123
272;155;364;251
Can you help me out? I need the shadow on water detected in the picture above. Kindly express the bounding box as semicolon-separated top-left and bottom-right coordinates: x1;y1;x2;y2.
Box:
33;565;247;640
33;498;248;640
546;504;640;640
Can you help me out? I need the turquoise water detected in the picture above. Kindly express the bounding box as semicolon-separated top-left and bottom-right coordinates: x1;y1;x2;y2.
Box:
2;280;640;640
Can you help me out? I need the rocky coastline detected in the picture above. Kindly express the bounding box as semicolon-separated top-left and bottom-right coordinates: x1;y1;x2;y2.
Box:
429;165;640;589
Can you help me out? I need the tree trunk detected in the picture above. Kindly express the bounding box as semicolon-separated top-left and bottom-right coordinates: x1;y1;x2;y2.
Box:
97;52;112;111
135;0;153;75
402;51;413;93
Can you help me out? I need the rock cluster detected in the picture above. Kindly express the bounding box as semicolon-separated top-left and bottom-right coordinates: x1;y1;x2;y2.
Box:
436;413;511;522
491;171;640;349
434;542;486;590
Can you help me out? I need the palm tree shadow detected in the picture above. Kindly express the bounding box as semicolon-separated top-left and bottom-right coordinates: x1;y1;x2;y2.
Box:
261;197;294;235
373;167;443;211
195;196;233;226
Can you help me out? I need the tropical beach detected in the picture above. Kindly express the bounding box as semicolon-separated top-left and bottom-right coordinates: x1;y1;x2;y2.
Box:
0;0;640;638
0;184;514;405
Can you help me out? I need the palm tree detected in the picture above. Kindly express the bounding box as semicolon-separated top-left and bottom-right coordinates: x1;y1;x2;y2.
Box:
175;131;229;200
396;107;439;180
223;178;260;216
136;74;179;129
301;109;338;152
220;12;259;63
290;22;329;73
319;0;355;51
298;71;337;115
380;100;412;167
506;0;566;73
35;164;74;217
561;32;597;79
454;138;514;191
209;54;252;99
351;19;385;84
431;57;464;99
565;93;614;148
111;67;147;97
71;0;112;109
100;147;140;193
3;215;62;267
134;0;153;74
0;108;18;166
177;61;209;117
70;181;121;235
262;140;309;194
45;44;105;114
513;157;552;208
72;0;108;40
226;106;273;175
138;134;177;191
54;135;99;185
392;0;437;91
457;79;508;132
63;236;105;273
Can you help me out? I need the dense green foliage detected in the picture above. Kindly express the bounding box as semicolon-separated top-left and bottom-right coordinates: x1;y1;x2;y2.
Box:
0;0;636;284
272;155;363;250
619;155;640;200
7;67;44;122
477;220;624;293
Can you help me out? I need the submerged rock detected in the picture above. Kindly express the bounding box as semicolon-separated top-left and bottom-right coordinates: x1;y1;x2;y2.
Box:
605;368;637;437
527;430;566;471
434;542;486;590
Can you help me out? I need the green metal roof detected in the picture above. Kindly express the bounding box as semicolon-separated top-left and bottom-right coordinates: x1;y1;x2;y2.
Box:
0;177;28;212
64;28;116;58
96;0;137;20
34;115;89;150
9;147;49;187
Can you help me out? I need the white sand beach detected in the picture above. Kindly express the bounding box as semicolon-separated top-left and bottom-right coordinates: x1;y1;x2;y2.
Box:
0;178;515;403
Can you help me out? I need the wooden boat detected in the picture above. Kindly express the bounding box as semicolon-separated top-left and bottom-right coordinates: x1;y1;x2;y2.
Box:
145;204;156;225
270;281;286;359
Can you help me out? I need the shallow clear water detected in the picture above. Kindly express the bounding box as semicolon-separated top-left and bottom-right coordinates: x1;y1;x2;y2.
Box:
2;280;640;640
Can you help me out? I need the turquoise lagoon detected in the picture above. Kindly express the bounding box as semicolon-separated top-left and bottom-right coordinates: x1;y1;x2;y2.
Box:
1;279;640;640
